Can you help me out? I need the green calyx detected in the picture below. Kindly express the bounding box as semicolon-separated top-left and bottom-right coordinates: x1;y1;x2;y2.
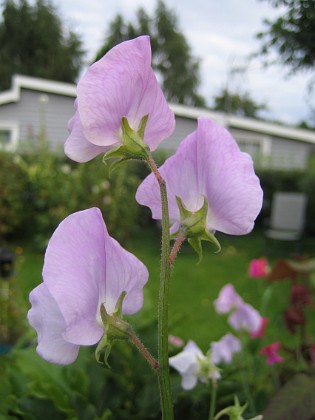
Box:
173;196;221;262
103;115;150;171
214;396;262;420
95;291;132;366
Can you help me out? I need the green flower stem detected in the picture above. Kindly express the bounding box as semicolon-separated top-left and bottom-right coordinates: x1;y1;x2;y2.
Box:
128;328;159;371
170;230;186;266
146;154;174;420
209;382;217;420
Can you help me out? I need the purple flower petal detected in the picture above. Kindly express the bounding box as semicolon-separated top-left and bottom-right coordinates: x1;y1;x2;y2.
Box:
66;36;175;162
65;104;111;163
28;208;148;362
136;117;263;235
214;284;244;314
228;302;262;334
211;333;241;364
28;284;79;365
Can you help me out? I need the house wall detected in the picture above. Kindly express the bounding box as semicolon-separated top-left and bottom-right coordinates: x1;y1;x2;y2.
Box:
0;85;313;170
162;116;197;152
0;88;74;151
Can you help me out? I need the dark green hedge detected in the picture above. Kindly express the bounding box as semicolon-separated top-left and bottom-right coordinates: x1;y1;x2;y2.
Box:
1;151;315;249
0;151;144;249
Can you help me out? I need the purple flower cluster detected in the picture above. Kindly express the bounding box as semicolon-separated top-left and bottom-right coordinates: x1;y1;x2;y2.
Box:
169;333;241;390
27;36;263;366
214;284;262;334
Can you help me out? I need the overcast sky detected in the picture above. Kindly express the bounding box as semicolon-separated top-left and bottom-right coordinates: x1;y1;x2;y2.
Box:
29;0;315;125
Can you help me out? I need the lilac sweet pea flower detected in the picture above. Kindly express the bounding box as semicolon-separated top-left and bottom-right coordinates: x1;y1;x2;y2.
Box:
214;284;263;334
228;302;262;334
169;340;220;390
211;333;241;364
65;36;175;162
214;284;243;314
27;208;148;365
136;117;263;236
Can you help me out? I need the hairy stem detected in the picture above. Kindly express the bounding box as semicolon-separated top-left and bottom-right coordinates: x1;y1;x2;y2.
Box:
170;230;186;266
146;154;174;420
128;328;159;370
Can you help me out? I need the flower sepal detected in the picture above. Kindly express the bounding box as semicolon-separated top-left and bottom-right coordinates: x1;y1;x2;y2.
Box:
172;196;221;261
215;396;262;420
95;291;132;366
103;116;150;170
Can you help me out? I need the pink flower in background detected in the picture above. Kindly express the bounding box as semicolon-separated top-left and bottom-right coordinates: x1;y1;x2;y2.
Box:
168;335;185;348
228;302;262;334
249;258;268;278
260;342;284;365
211;333;241;364
65;36;175;162
250;317;268;339
136;117;263;236
214;284;243;314
169;340;220;390
27;208;148;365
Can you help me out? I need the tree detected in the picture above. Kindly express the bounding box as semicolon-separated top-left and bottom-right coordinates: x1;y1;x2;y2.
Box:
213;88;267;118
257;0;315;74
95;0;206;107
0;0;85;91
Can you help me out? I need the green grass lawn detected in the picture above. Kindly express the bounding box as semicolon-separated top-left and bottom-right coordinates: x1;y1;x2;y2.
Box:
3;227;315;419
13;226;315;352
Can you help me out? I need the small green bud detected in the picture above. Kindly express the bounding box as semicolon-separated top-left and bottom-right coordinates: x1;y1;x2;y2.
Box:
103;115;150;171
173;196;221;261
95;291;132;366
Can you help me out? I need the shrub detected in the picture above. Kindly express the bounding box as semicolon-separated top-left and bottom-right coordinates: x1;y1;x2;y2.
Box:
1;151;143;248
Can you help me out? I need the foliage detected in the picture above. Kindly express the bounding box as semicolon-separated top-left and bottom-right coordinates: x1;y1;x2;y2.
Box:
0;151;142;249
257;0;315;74
0;153;29;237
95;0;206;107
0;0;84;91
0;276;25;345
213;88;267;118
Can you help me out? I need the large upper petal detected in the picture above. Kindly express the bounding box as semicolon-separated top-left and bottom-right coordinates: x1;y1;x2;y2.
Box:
213;284;244;314
228;302;262;333
64;104;111;163
197;118;263;234
28;283;80;365
136;117;263;235
211;333;241;364
42;208;107;346
103;235;148;316
77;36;175;151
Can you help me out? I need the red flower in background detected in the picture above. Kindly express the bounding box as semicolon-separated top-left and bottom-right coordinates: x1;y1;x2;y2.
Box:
260;342;284;365
250;317;268;339
249;258;268;278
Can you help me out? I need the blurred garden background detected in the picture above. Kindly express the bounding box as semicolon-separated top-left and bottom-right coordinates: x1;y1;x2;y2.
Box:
1;0;315;418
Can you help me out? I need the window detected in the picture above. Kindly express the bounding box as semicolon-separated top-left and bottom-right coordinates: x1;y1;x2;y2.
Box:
0;130;11;148
0;123;19;151
229;129;272;168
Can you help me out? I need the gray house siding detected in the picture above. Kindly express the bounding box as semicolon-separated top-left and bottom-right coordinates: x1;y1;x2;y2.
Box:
269;136;310;170
163;116;197;152
0;89;74;151
1;75;315;171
